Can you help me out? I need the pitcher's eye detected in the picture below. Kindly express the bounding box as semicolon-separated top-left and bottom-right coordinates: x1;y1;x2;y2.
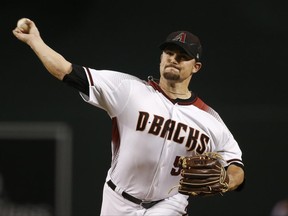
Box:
164;50;174;55
180;54;193;61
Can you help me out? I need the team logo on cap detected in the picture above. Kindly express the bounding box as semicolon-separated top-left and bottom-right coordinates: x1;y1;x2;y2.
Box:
172;32;187;44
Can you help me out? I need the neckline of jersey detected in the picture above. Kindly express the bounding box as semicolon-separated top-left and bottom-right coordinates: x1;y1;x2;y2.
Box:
147;80;198;105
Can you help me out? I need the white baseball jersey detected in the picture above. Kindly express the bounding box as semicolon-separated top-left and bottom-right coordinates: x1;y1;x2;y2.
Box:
79;67;243;202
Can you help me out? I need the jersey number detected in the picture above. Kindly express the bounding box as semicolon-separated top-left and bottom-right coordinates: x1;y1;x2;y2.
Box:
170;156;181;176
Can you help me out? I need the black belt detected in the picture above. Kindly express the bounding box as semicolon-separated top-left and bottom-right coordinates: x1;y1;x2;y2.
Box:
107;180;163;209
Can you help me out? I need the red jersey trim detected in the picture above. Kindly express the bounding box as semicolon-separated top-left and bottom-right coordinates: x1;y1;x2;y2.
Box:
148;80;208;111
84;67;94;86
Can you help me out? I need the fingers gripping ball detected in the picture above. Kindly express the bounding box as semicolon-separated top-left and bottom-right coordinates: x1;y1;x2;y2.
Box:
17;18;30;33
178;152;229;196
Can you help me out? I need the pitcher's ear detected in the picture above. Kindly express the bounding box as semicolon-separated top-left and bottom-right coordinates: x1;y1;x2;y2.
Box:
192;62;202;74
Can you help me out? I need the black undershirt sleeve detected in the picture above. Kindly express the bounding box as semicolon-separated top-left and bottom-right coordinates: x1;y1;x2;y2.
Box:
62;64;89;96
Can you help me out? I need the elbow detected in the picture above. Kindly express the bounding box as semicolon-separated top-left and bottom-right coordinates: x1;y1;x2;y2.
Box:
48;63;73;80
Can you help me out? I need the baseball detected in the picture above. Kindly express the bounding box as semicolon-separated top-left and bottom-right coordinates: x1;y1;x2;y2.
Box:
17;18;30;33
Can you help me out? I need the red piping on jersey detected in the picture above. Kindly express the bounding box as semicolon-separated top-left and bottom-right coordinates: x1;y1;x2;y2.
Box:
147;80;209;111
85;67;94;86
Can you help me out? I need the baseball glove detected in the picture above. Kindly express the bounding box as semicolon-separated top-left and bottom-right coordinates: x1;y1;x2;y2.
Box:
178;152;229;196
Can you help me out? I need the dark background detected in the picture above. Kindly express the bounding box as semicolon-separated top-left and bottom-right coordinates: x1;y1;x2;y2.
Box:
1;0;288;215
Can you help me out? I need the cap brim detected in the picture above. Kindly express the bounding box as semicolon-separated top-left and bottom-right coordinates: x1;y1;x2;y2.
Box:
159;41;197;59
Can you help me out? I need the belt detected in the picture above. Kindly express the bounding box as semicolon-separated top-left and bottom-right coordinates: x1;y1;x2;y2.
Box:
107;180;163;209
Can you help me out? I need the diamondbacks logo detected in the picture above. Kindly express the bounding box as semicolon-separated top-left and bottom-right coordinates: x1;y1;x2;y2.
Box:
172;32;187;43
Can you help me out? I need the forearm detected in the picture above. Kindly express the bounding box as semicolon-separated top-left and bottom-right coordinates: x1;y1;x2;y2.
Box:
227;164;245;191
28;37;72;80
13;18;72;80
